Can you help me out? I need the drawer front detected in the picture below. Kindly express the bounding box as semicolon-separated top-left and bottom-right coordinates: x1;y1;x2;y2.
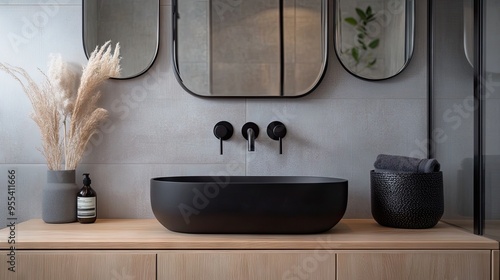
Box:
1;251;156;280
337;250;491;280
158;250;336;280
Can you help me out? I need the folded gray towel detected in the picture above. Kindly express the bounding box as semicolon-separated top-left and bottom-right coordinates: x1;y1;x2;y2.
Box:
374;154;440;173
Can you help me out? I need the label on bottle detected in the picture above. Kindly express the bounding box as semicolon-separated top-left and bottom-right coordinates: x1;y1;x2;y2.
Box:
77;197;96;218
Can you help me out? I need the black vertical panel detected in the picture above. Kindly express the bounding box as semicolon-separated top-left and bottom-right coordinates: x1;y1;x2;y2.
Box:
279;0;284;96
473;0;485;235
427;0;434;159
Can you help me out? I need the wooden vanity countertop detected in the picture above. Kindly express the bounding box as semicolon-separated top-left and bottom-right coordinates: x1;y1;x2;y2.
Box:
0;219;497;250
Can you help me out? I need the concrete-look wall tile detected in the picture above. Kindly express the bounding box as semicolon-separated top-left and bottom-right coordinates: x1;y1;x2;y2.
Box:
0;5;86;61
0;0;79;5
81;97;247;164
0;165;46;226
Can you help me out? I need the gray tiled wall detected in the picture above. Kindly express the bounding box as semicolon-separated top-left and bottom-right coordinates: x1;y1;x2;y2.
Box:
0;0;427;226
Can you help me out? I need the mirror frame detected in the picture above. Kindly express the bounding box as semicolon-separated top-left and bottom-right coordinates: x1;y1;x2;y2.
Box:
334;0;415;81
172;0;329;98
82;0;160;80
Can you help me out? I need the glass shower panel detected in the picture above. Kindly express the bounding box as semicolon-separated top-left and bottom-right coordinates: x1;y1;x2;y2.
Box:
432;0;475;232
483;0;500;240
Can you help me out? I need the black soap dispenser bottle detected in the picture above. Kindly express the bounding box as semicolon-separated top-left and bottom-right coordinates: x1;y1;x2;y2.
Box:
77;173;97;224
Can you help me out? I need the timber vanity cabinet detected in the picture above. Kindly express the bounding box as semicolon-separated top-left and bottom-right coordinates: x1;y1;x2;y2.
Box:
0;219;498;279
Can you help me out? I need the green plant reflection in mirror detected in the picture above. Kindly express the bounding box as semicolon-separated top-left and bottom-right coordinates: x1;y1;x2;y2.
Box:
335;0;415;80
343;6;380;73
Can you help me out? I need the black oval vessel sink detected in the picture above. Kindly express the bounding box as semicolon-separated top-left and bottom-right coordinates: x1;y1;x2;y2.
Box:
150;176;348;234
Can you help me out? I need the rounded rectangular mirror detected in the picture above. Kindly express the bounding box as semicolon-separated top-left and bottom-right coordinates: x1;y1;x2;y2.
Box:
335;0;414;80
82;0;159;79
173;0;328;97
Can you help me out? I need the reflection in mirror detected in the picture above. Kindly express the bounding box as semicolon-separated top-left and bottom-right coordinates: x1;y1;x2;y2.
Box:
464;0;500;73
174;0;328;97
83;0;159;79
335;0;414;80
463;0;473;67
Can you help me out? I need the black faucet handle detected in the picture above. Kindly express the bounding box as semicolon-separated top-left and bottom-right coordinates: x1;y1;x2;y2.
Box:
267;121;287;154
214;121;233;155
267;121;287;140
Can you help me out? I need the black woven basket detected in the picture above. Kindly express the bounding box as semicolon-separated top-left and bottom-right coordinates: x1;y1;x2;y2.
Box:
370;170;444;229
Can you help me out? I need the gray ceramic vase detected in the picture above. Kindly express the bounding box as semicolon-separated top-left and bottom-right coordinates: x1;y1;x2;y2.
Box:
42;170;78;223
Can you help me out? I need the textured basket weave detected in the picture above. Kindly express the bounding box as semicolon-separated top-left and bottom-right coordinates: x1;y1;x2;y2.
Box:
370;170;444;229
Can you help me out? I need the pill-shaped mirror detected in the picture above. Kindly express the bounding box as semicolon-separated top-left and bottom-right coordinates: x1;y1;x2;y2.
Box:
173;0;328;97
83;0;159;79
335;0;415;80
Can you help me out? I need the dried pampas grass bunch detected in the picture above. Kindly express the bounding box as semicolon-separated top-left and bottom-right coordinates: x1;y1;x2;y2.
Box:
66;41;121;169
0;41;121;170
0;64;62;170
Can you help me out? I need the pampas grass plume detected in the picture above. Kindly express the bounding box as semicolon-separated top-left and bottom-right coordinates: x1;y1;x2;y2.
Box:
0;41;121;170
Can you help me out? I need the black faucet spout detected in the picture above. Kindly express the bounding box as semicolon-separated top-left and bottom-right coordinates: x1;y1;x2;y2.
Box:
247;128;255;151
242;122;259;152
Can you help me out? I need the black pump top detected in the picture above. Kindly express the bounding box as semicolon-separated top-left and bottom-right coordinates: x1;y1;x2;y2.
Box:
83;173;91;186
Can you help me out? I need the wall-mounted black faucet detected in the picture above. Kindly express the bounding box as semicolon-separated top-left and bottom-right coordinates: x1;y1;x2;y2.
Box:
267;121;287;154
242;122;259;152
213;121;233;155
